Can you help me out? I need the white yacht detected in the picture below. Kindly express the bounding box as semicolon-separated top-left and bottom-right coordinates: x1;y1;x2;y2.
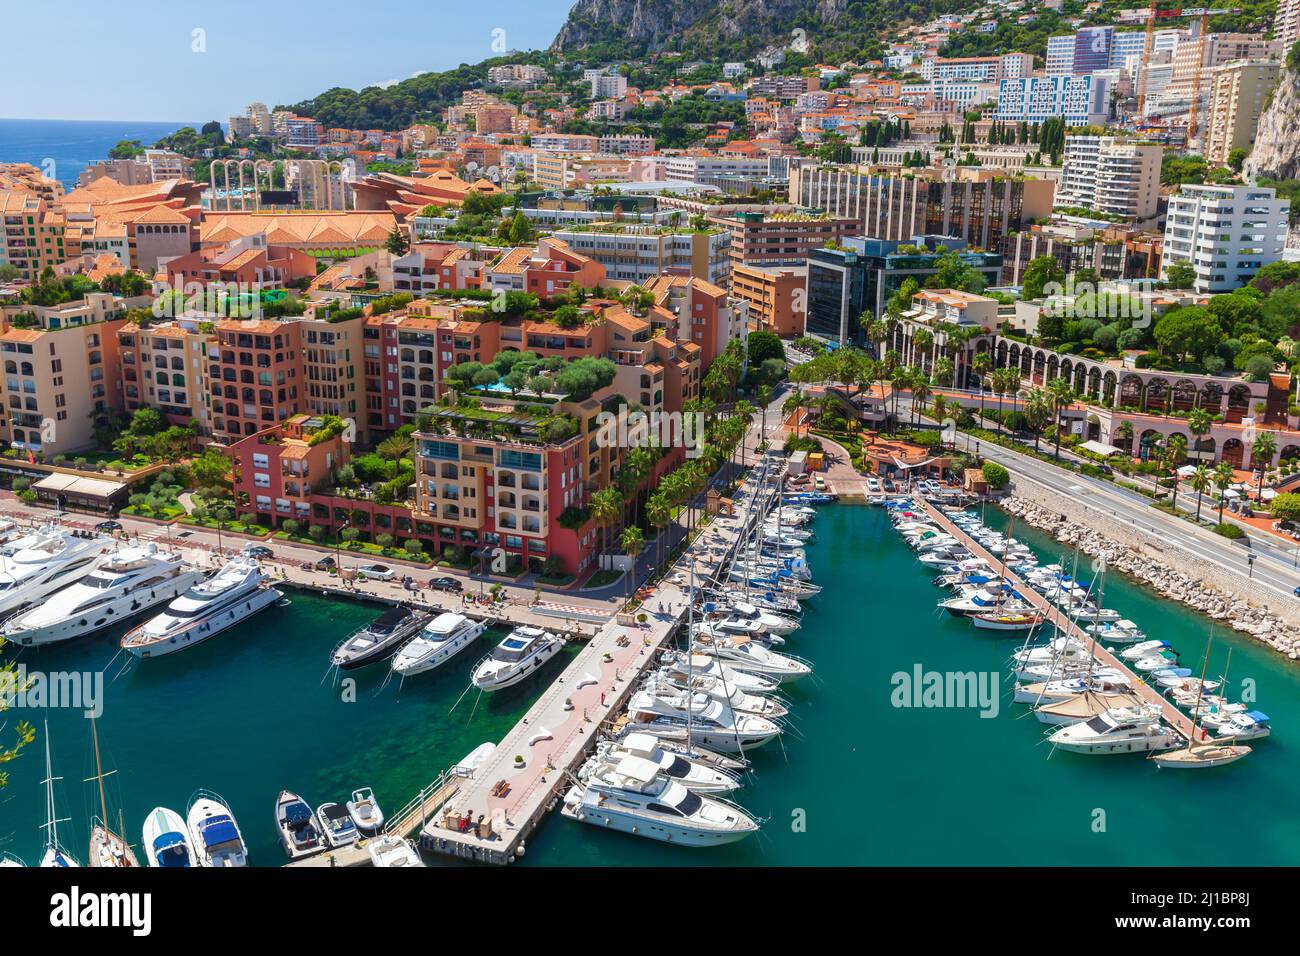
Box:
691;633;812;683
651;670;788;719
659;650;780;695
1048;707;1180;755
626;688;781;753
0;526;114;618
1085;619;1147;643
187;791;248;867
591;733;741;793
4;544;206;646
120;558;281;659
391;612;487;677
471;626;563;691
561;755;758;846
142;807;197;868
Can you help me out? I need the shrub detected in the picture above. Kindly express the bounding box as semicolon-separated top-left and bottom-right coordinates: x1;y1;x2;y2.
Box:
1212;522;1246;539
375;533;394;549
307;525;326;542
281;519;301;537
404;539;424;556
982;461;1010;489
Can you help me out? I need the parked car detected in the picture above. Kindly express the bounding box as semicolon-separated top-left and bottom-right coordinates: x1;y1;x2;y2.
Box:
428;576;463;593
813;475;827;491
866;477;882;492
355;563;396;581
242;545;274;560
314;556;338;572
95;520;122;533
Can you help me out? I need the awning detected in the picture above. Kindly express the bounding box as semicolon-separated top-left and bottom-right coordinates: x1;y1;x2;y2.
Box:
31;472;129;500
1079;439;1123;457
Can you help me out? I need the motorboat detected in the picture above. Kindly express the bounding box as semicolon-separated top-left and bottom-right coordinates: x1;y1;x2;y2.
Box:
717;600;800;637
187;791;249;867
1131;651;1181;673
1119;640;1177;662
274;791;324;861
0;525;115;618
368;835;425;867
142;807;195;868
625;688;782;753
561;756;759;846
1047;707;1180;754
316;802;358;848
471;626;564;691
691;633;812;682
591;733;741;793
391;611;487;677
1085;619;1147;643
941;588;1027;618
649;670;788;719
0;852;24;867
347;787;385;834
4;543;206;646
121;558;282;659
659;650;780;695
332;606;432;670
1208;710;1271;741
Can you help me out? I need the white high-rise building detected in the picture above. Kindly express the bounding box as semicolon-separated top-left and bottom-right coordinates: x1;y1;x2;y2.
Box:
1162;184;1290;293
1276;0;1300;53
996;75;1111;125
1057;136;1163;220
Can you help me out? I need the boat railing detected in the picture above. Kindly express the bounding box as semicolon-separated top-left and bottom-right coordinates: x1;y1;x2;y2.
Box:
385;769;459;838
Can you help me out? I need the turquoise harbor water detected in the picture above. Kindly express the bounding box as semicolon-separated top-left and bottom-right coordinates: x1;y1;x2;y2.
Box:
3;505;1300;866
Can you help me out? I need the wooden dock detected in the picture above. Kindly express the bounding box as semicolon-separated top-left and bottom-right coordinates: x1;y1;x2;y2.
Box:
917;500;1201;742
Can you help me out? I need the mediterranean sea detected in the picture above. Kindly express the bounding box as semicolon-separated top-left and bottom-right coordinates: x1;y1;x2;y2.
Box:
0;118;197;187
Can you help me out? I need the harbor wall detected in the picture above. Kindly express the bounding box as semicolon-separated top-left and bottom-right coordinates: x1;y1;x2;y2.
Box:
1005;477;1300;659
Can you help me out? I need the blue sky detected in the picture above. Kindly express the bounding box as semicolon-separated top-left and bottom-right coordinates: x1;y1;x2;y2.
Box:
0;0;574;122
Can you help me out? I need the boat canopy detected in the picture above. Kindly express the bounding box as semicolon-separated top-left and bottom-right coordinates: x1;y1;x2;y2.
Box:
198;816;239;849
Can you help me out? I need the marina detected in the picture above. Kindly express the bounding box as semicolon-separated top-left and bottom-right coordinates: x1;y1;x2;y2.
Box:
5;494;1300;865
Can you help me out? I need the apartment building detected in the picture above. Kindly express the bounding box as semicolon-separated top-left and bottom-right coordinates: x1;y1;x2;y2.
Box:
1204;60;1282;167
207;319;303;442
1162;183;1289;293
995;74;1111;125
155;232;315;293
597;135;655;156
142;150;189;182
730;263;807;337
529;134;599;153
590;73;628;98
0;293;129;456
1165;33;1282;101
481;238;607;297
550;225;731;285
226;413;349;529
0;190;70;280
1056;135;1163;221
0;164;64;204
661;155;771;183
646;274;748;370
118;313;214;429
790;164;1054;251
715;211;859;269
531;153;632;190
486;64;549;88
1278;0;1300;52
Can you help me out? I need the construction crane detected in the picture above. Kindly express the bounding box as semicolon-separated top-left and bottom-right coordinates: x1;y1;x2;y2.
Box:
1133;4;1239;119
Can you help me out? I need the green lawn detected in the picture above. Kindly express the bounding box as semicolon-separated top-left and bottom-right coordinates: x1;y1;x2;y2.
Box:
581;568;625;589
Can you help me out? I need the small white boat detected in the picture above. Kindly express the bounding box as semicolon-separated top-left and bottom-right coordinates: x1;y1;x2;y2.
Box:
0;852;24;867
368;835;424;867
1150;741;1251;769
317;802;359;848
142;807;196;868
452;742;498;777
592;733;741;793
1085;619;1147;643
187;791;249;867
347;787;385;834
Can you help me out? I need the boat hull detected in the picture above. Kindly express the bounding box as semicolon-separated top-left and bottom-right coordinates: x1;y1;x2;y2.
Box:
124;586;283;659
10;570;207;646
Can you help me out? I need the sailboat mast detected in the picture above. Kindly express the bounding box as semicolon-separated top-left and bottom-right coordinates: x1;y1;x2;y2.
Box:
1188;635;1213;750
91;714;109;826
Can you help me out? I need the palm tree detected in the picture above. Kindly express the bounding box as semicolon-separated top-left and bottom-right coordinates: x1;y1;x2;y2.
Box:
990;369;1008;435
1046;377;1075;459
1167;434;1188;508
646;495;671;572
910;373;930;426
620;525;645;599
1022;386;1053;452
376;433;413;462
1187;407;1212;458
1252;431;1277;500
1116;419;1134;454
1190;464;1212;522
1213;461;1235;524
589;486;623;562
755;384;773;448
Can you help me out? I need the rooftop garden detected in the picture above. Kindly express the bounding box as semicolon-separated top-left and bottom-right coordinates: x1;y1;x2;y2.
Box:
416;393;580;446
444;350;616;403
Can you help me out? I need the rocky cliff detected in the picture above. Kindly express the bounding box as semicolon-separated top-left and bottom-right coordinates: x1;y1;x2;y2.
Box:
1244;64;1300;182
551;0;868;58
